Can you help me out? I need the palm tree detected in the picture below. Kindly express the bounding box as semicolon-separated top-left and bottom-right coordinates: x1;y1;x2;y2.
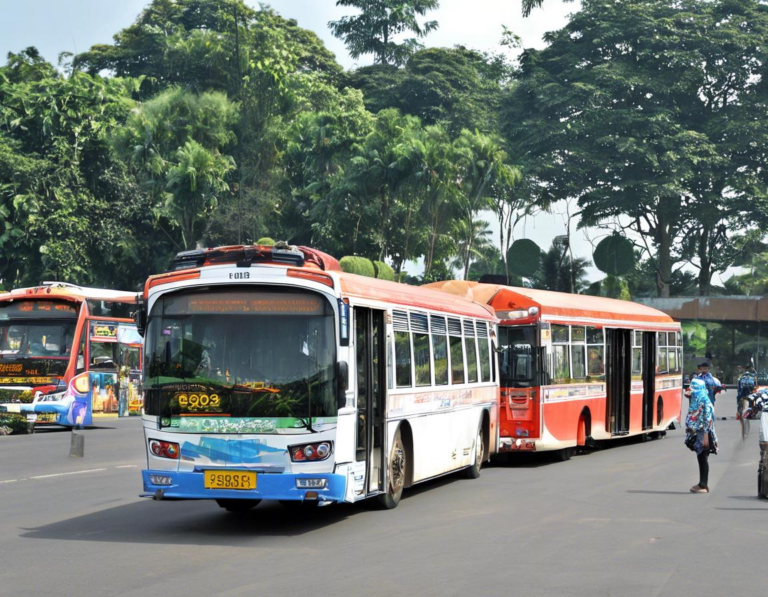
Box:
454;130;520;280
531;240;590;293
451;219;494;280
166;140;235;249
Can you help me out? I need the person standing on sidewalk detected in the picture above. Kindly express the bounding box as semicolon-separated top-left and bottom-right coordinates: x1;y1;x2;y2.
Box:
686;377;718;493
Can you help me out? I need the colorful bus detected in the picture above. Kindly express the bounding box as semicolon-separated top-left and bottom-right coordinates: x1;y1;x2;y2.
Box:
137;245;497;510
0;283;142;430
424;281;683;460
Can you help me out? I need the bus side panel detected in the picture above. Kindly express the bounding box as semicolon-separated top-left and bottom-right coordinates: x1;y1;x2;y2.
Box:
629;388;644;434
540;398;601;444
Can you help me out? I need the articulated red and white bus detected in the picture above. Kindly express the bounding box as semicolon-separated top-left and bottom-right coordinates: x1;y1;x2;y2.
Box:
425;281;683;460
137;245;497;510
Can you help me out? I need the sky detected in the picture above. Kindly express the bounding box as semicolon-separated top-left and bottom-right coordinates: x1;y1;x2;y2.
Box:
0;0;656;283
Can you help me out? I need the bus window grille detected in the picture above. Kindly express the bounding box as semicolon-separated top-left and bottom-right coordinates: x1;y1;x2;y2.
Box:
430;315;447;336
476;321;489;337
393;310;409;332
448;318;463;337
463;319;476;337
410;312;429;334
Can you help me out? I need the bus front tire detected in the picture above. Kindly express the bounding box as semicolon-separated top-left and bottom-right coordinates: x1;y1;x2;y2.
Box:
216;499;261;513
377;428;406;510
464;426;484;479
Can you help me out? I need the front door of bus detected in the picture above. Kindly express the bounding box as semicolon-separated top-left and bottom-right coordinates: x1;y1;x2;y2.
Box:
354;308;386;495
606;328;632;435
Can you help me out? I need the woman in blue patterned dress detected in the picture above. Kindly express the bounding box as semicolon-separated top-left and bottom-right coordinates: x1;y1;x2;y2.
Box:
686;378;717;493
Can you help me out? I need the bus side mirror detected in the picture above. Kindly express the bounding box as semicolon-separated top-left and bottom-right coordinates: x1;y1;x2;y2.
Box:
133;294;147;337
337;361;349;406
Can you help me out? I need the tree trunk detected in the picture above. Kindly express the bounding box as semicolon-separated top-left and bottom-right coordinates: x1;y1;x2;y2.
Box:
656;220;672;298
697;225;712;296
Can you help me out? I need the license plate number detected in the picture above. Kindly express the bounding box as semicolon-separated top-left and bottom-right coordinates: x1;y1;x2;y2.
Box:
203;470;256;490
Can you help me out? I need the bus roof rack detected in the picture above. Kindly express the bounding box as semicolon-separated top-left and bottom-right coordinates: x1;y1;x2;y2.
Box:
4;282;137;302
168;244;341;272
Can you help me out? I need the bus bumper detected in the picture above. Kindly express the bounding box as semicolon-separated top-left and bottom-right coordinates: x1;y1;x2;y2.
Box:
141;469;348;503
498;438;537;452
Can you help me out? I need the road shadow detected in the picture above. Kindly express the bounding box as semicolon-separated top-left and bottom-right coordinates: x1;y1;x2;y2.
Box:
19;499;367;546
19;471;462;546
626;490;691;495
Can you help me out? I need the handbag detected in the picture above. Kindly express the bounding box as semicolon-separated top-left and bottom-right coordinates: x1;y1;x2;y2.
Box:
684;432;697;451
708;429;719;455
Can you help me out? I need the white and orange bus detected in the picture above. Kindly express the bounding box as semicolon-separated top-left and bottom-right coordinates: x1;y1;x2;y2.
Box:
137;245;497;510
425;281;683;460
0;283;142;430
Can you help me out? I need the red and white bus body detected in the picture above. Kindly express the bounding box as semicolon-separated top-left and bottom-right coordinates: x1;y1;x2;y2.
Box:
139;246;497;508
424;282;683;455
0;283;141;428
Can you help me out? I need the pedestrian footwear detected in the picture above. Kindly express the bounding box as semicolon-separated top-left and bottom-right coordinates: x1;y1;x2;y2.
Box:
690;485;709;493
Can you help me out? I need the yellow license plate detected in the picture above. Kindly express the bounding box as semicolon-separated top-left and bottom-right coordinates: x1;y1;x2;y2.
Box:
203;470;257;490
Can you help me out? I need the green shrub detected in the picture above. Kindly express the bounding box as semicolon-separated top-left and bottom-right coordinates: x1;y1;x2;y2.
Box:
507;239;541;277
256;237;276;246
0;414;31;435
593;234;635;276
373;260;395;281
340;256;376;278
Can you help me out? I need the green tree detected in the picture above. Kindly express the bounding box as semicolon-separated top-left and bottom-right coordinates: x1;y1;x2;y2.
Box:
454;129;520;280
347;46;512;135
114;87;238;251
165;140;235;249
506;0;768;297
0;56;160;289
329;0;439;66
531;241;590;293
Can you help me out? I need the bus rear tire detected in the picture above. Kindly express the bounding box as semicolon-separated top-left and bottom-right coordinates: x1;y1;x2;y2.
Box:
464;426;484;479
216;499;261;513
558;447;573;461
377;428;406;510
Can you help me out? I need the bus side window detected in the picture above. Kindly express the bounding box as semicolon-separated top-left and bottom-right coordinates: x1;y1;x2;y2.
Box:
393;311;412;388
431;315;449;386
411;313;432;387
571;326;587;379
463;319;478;384
657;332;669;373
551;324;570;382
632;331;642;375
448;318;465;384
476;321;491;382
76;330;86;374
586;326;604;377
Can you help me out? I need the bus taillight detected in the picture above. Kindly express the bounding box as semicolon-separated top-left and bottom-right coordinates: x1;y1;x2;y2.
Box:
290;442;332;462
149;439;180;460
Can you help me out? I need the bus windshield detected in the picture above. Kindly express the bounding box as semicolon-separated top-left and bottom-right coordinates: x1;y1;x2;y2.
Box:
499;325;538;388
0;299;79;378
144;288;338;433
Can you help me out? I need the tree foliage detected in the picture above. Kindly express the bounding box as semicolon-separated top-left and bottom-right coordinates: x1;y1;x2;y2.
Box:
506;0;768;297
329;0;439;66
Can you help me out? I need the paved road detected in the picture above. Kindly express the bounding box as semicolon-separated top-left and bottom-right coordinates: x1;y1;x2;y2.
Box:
1;391;766;597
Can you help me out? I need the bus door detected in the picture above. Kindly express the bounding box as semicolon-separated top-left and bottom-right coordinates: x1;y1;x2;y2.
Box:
641;331;657;430
354;307;387;495
606;328;632;435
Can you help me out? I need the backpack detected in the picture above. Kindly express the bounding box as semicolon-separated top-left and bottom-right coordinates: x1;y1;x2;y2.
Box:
740;374;757;395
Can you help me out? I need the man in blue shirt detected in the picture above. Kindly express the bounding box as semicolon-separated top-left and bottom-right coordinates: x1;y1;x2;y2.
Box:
693;361;722;405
